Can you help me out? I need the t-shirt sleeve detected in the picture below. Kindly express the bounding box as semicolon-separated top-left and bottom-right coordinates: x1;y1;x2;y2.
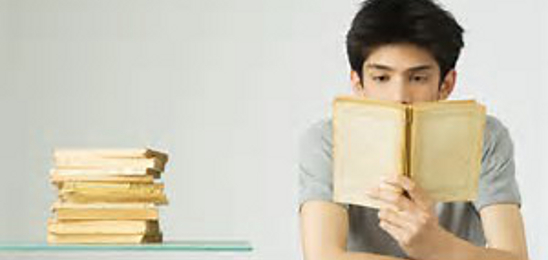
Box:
473;117;522;212
297;119;348;211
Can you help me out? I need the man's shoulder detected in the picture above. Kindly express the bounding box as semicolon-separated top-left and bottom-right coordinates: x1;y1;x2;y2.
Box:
484;114;512;147
305;117;333;132
300;117;333;145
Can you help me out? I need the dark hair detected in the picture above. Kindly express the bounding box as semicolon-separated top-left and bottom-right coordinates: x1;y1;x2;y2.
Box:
346;0;464;81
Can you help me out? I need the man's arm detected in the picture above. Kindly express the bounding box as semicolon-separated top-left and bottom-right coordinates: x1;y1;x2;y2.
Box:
407;204;529;260
439;204;528;260
481;204;528;257
367;176;529;260
299;195;528;260
300;200;405;260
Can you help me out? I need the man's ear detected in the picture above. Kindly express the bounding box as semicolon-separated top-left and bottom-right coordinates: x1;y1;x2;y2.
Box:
438;69;456;100
350;70;363;95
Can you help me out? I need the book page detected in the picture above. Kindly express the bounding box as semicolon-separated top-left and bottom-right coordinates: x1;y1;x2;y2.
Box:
410;101;485;202
333;97;406;208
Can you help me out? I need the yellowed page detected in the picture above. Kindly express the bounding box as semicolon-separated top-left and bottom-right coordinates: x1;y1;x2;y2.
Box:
58;188;168;205
54;157;165;172
410;101;485;202
48;219;159;235
50;174;155;184
59;182;164;191
50;168;161;177
54;207;159;220
47;232;162;244
333;97;406;208
54;148;168;163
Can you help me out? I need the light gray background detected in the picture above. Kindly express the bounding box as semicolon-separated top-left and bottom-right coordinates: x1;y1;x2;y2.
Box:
1;0;546;259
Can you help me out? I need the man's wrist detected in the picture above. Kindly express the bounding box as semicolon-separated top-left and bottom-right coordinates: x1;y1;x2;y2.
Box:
432;227;462;260
411;226;461;260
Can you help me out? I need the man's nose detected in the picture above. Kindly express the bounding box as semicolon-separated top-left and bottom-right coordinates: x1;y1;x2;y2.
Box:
393;83;412;104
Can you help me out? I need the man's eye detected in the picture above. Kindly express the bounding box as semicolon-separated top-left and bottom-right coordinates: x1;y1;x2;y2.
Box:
411;75;428;82
372;75;390;82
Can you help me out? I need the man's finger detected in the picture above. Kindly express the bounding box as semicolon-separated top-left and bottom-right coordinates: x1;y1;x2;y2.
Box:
379;220;407;245
378;208;414;231
399;176;434;211
366;185;414;211
384;175;433;211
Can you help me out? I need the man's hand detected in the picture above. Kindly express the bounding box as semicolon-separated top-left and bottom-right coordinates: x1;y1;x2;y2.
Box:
302;174;527;260
366;175;451;259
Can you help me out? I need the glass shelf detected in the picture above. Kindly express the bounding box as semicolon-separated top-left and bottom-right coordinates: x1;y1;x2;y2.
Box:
0;241;252;252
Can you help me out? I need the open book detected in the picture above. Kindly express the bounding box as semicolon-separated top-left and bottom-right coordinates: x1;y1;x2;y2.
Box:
332;96;486;208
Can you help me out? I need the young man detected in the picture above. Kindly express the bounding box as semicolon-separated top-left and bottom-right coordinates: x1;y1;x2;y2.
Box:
298;0;529;260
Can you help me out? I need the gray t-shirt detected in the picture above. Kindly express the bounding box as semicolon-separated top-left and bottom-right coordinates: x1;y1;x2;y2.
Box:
298;115;521;258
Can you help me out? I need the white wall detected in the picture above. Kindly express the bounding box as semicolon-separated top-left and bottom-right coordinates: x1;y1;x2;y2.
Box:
0;0;546;259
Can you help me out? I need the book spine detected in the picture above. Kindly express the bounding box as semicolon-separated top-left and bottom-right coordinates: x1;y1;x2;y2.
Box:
404;106;413;178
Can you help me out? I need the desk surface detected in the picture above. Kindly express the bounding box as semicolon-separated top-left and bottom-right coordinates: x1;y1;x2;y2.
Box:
0;240;252;252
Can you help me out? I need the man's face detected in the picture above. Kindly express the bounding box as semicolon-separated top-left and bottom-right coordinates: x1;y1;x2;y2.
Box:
351;43;456;104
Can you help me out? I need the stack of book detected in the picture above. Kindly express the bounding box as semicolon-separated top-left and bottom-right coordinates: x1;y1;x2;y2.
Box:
47;148;169;244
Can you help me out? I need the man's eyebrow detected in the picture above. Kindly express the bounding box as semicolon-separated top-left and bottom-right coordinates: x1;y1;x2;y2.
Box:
364;63;394;71
364;64;435;72
407;65;434;72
